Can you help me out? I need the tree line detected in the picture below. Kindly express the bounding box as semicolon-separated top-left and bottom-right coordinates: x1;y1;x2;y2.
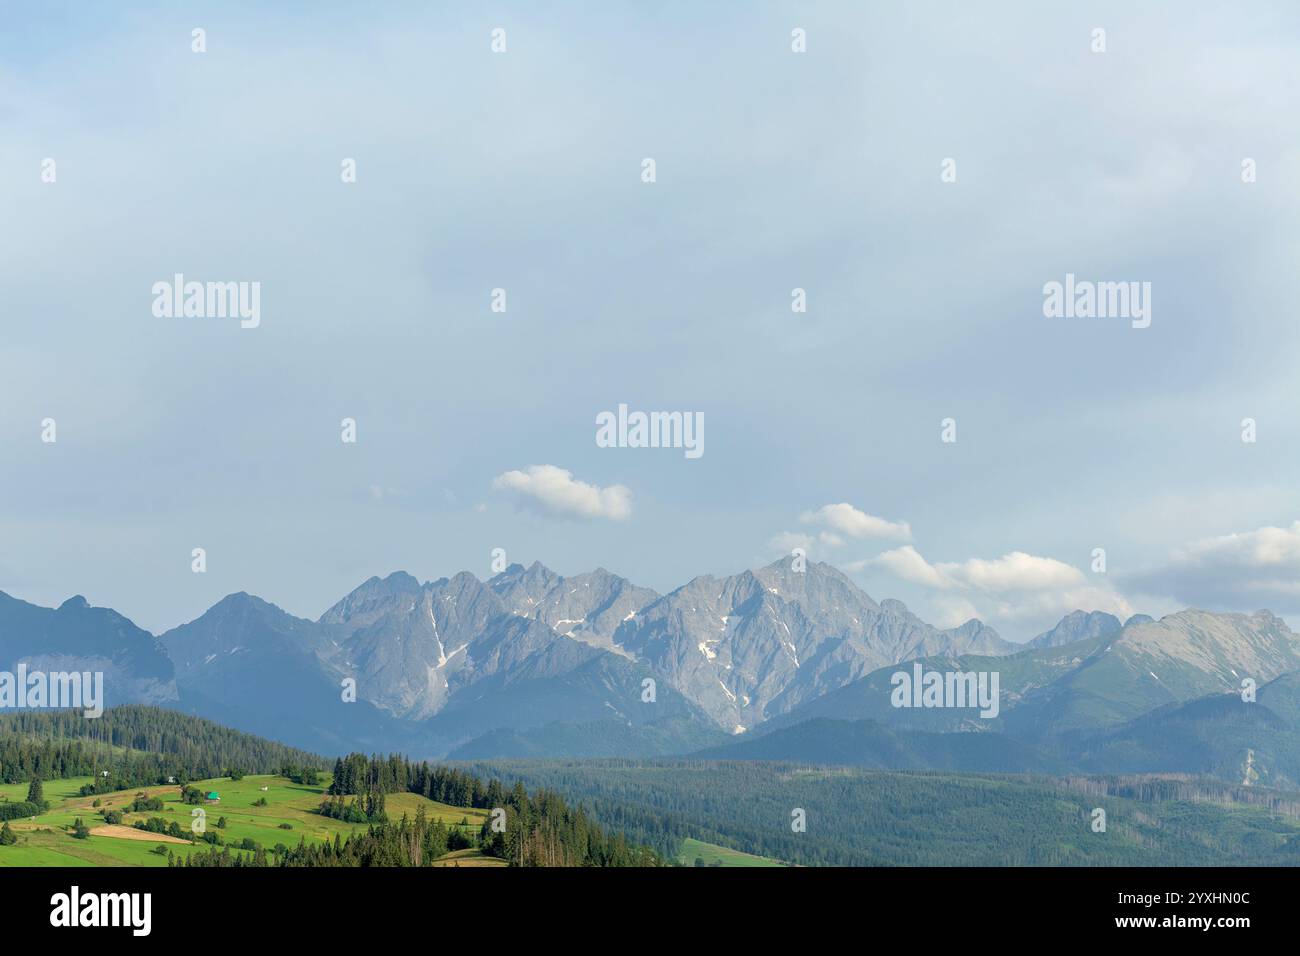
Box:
0;706;328;792
458;758;1300;866
177;753;661;867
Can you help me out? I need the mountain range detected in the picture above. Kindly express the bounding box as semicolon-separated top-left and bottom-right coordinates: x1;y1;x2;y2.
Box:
149;558;1024;754
4;558;1300;788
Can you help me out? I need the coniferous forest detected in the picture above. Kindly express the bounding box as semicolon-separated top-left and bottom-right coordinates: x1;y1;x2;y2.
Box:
0;706;326;788
0;708;659;867
460;759;1300;867
174;752;660;867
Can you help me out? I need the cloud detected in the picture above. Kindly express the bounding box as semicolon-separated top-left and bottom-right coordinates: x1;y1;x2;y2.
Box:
768;531;814;554
492;465;632;521
1124;520;1300;613
982;587;1136;626
1174;521;1300;568
871;546;1084;592
871;545;949;588
868;545;1134;630
930;596;984;630
769;503;908;557
800;503;911;542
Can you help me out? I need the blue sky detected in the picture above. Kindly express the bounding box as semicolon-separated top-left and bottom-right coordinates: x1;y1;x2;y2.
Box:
4;1;1300;639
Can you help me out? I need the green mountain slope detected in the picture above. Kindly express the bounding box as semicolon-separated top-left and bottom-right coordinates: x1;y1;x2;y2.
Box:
463;759;1300;866
690;717;1062;772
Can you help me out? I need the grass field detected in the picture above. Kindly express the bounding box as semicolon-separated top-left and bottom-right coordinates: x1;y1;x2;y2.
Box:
676;837;785;867
0;773;496;868
431;847;509;867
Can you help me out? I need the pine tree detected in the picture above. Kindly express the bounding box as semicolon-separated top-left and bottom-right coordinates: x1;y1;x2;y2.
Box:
26;777;44;806
0;821;17;845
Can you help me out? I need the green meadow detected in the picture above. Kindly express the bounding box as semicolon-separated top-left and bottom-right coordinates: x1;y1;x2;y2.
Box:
676;837;785;867
0;773;500;867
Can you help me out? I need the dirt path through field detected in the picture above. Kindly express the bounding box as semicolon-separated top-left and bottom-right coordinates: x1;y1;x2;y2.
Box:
88;824;192;844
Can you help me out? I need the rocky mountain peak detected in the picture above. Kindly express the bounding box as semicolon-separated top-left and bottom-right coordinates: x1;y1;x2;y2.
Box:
318;571;422;626
1029;609;1123;649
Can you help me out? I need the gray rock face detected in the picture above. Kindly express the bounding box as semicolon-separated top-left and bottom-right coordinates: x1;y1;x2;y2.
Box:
299;559;1022;736
322;571;517;720
611;559;1016;731
306;566;708;754
10;561;1142;753
769;606;1300;741
317;571;422;632
10;564;1300;764
1028;609;1124;649
161;592;414;755
490;562;658;656
1003;608;1300;737
167;591;336;678
0;591;178;708
1106;609;1300;691
152;567;695;754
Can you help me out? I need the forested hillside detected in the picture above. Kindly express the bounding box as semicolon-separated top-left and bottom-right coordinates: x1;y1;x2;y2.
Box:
164;753;661;867
462;760;1300;866
0;706;327;790
311;752;660;867
0;713;661;868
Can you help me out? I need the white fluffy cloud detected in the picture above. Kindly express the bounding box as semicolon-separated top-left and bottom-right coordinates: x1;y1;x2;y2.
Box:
769;503;909;558
869;545;1134;629
492;465;632;521
979;586;1136;625
1173;520;1300;570
870;545;949;587
871;546;1083;592
929;596;984;630
1125;520;1300;613
800;503;911;543
768;531;814;554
